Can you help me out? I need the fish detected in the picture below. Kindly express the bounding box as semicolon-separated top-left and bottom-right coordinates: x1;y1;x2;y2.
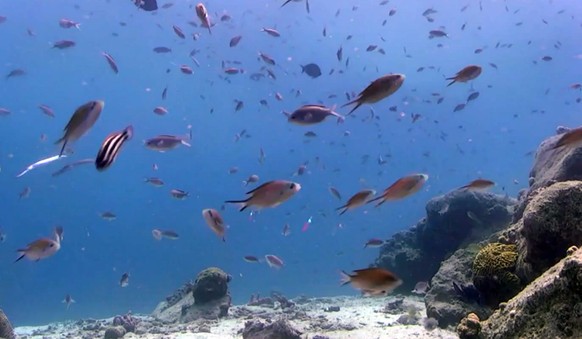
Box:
151;229;179;240
133;0;158;11
153;46;172;53
259;52;276;65
458;179;495;191
412;281;430;295
229;35;242;47
342;74;405;115
6;69;25;79
243;174;260;186
336;189;376;215
144;177;164;186
172;25;185;39
429;30;448;38
265;254;284;269
95;125;133;171
144;135;191;151
153;106;168;115
282;223;291;236
180;65;193;74
195;3;212;34
286;104;344;125
261;27;280;37
301;63;322;78
225;180;301;212
364;238;385;248
368;174;429;207
453;103;466;112
202;208;226;241
466;91;480;103
170;189;189;199
38;104;55;117
62;294;75;309
59;19;81;29
328;186;342;200
15;227;62;263
340;268;402;296
101;52;119;74
52;40;75;49
552;126;582;149
100;211;117;221
51;158;94;177
120;272;130;287
16;154;67;178
243;255;261;263
446;65;482;86
337;46;343;61
55;100;104;156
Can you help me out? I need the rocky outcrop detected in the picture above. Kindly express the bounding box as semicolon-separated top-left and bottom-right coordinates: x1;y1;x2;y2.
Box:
152;267;232;323
481;246;582;339
425;247;492;328
375;190;516;292
242;319;302;339
0;309;15;339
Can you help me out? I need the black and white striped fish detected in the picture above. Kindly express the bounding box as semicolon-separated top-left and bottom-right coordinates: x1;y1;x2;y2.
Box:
95;125;133;171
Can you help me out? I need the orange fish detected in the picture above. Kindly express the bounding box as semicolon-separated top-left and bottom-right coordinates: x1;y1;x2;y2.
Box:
336;189;376;215
342;74;405;115
202;208;226;241
195;3;212;34
446;65;482;86
340;268;402;296
15;227;62;263
552;126;582;149
367;173;428;207
458;178;495;191
225;180;301;211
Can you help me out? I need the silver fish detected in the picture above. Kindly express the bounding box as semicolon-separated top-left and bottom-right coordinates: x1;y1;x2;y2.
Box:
16;154;66;178
55;100;104;156
145;135;191;152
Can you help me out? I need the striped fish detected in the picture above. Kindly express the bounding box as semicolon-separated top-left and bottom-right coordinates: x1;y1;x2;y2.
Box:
95;125;133;171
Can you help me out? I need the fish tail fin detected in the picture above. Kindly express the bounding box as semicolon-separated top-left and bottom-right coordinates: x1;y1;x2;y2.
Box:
345;101;362;116
339;270;352;286
446;78;456;87
225;199;250;211
181;140;192;147
14;252;25;263
124;125;134;140
336;205;348;215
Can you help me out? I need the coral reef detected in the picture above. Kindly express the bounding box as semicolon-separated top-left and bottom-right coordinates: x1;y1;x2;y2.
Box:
472;243;521;307
481;247;582;339
242;319;302;339
456;313;481;339
103;326;126;339
375;190;516;292
425;247;491;328
0;309;15;339
192;267;231;304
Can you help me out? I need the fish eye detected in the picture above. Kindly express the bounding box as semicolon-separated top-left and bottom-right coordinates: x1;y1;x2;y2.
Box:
289;183;295;189
49;243;54;247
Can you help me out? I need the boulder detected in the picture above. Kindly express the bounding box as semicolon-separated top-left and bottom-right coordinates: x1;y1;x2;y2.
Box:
0;310;15;339
425;247;492;328
242;319;302;339
376;190;516;292
481;246;582;339
192;267;231;304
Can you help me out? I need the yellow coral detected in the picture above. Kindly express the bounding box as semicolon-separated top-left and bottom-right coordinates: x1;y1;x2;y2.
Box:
473;243;518;276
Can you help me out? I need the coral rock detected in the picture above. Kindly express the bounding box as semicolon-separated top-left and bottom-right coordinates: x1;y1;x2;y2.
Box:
192;267;231;304
103;326;126;339
456;313;481;339
0;310;15;339
242;319;302;339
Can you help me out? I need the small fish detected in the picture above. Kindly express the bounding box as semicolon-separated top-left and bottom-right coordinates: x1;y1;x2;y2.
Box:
152;229;179;240
458;178;495;191
328;186;342;200
172;25;185;39
337;189;376;215
195;3;212;34
170;189;189;200
541;56;552;62
446;65;482;86
364;238;384;248
16;154;66;178
52;40;75;49
261;27;280;37
412;281;429;295
202;208;226;241
343;74;406;115
368;174;429;207
0;107;11;116
259;52;276;65
180;65;193;74
282;223;291;236
38;104;55;117
466;91;480;103
62;294;76;309
6;69;25;79
144;177;164;187
51;158;94;177
340;268;402;296
95;125;133;171
101;52;119;74
225;180;301;211
153;46;172;53
100;211;117;221
337;46;343;61
453;103;466;112
15;227;62;263
265;254;284;269
286;104;344;125
59;19;81;29
19;186;30;199
243;255;261;263
145;135;191;151
243;174;259;186
428;30;448;38
229;35;242;47
120;272;130;287
301;63;322;78
153;106;168;115
55;100;104;156
552;126;582;149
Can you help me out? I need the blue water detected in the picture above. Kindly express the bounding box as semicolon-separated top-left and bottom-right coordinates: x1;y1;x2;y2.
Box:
0;0;580;326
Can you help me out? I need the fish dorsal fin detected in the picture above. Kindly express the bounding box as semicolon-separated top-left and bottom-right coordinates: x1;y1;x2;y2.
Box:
245;180;275;195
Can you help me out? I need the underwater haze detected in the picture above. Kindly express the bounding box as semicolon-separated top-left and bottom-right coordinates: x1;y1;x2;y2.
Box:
0;0;580;326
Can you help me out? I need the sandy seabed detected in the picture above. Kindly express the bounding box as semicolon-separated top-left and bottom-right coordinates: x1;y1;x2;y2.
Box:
14;295;457;339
